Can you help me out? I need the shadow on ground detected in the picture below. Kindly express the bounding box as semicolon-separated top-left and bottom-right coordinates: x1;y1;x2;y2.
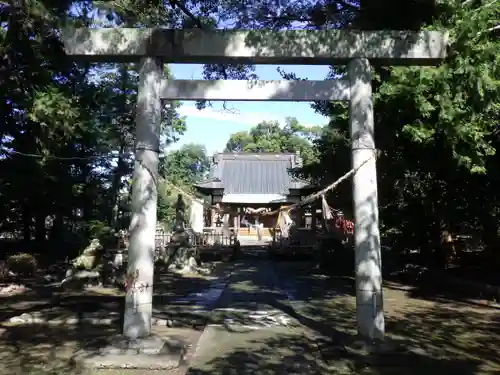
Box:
0;259;498;375
0;324;116;374
0;261;232;324
186;261;500;375
186;329;489;375
0;262;233;374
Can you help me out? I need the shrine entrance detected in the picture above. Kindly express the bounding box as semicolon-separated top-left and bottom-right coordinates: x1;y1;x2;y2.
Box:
192;152;317;241
63;28;448;341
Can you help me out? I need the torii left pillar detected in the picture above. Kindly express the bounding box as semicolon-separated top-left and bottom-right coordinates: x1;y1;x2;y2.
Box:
124;57;163;339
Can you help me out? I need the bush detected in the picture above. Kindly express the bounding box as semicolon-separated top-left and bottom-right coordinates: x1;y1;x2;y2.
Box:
318;235;353;274
85;220;116;248
7;253;37;276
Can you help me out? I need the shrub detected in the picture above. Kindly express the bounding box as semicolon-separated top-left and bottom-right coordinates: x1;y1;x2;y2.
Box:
85;220;116;248
7;253;37;276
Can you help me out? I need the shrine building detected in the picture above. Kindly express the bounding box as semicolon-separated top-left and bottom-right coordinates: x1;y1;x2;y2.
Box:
193;152;318;238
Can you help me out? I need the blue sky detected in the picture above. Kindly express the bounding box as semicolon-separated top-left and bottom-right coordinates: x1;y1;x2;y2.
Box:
168;64;332;155
66;4;333;156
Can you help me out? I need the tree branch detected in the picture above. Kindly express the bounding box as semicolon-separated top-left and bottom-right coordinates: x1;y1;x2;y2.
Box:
168;0;204;28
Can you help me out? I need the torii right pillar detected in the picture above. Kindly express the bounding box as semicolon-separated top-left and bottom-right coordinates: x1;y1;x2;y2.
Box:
348;57;384;341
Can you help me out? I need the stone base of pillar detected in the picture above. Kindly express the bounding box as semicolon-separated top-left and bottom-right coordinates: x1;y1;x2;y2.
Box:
73;332;191;370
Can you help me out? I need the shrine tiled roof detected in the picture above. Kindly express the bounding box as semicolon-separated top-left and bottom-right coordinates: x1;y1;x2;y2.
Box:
194;152;311;195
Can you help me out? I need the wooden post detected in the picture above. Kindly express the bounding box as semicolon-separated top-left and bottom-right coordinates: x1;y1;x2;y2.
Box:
237;207;241;236
311;203;317;233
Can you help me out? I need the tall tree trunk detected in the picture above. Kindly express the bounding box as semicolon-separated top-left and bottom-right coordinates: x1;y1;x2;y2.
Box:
35;211;46;241
81;165;92;221
22;203;31;242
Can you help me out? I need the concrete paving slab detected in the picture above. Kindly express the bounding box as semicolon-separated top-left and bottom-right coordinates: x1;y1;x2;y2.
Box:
181;261;327;375
73;327;199;370
187;325;324;375
80;352;181;370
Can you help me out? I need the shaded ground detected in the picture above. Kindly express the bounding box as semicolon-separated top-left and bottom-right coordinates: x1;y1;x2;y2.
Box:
0;262;231;324
294;271;500;374
186;261;500;375
0;257;499;375
0;324;202;375
0;262;233;375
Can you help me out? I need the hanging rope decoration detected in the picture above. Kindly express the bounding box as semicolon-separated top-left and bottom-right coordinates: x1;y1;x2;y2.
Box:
124;269;138;292
243;207;272;215
153;153;377;234
6;145;368;240
260;154;376;217
6;146;376;232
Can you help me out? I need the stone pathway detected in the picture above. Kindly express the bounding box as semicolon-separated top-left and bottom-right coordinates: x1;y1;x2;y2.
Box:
186;260;324;375
216;307;294;329
207;261;300;327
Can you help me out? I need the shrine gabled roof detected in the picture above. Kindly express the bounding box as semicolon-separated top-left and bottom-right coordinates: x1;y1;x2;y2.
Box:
192;176;224;190
194;152;311;195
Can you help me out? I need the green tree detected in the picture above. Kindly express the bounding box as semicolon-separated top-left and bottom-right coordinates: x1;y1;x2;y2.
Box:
0;0;190;251
93;63;186;228
157;143;210;226
0;0;96;244
1;0;497;276
300;0;500;269
224;117;323;165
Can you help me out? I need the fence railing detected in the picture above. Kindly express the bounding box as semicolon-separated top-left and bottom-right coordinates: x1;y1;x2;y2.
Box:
153;226;334;251
154;227;235;250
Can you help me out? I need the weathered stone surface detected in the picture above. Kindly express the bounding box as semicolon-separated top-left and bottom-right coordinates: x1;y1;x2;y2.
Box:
62;29;448;65
61;269;101;288
75;334;189;370
72;239;102;270
161;79;351;101
0;283;26;296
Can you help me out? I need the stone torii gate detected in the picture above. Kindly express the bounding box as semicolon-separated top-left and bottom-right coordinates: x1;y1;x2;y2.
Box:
63;28;448;341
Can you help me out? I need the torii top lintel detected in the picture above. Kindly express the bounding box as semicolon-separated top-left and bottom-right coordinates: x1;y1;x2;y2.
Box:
62;28;448;66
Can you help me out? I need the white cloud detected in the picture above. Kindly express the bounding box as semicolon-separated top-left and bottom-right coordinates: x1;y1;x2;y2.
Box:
177;104;283;125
